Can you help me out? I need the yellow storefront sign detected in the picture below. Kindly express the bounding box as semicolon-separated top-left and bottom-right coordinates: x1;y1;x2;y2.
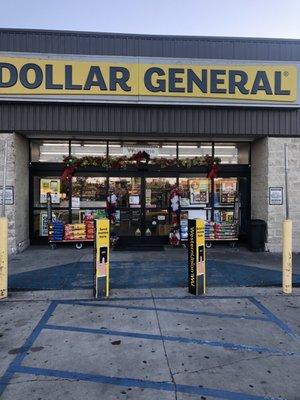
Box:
0;56;297;102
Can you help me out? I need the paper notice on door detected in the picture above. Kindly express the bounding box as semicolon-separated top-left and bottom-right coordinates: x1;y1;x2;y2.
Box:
188;209;207;221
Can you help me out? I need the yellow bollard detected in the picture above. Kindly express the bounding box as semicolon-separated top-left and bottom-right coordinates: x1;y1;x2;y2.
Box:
0;217;8;299
282;219;292;294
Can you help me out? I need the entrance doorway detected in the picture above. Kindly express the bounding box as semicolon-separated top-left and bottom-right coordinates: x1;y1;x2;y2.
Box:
108;176;177;242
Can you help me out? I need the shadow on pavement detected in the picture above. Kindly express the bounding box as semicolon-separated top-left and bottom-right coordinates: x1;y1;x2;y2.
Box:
8;260;300;290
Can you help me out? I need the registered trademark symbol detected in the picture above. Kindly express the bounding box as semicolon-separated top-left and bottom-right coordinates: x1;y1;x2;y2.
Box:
283;71;289;77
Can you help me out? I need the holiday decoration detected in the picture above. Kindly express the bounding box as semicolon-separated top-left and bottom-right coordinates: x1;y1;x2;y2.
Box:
107;192;118;224
130;151;150;166
169;187;181;213
169;227;181;246
62;153;221;173
207;163;219;179
206;155;221;179
61;157;78;181
169;187;182;246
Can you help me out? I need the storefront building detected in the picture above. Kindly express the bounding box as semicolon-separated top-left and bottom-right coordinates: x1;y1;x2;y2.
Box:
0;29;300;254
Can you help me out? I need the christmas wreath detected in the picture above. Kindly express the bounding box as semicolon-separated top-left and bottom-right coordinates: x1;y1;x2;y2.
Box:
130;151;151;165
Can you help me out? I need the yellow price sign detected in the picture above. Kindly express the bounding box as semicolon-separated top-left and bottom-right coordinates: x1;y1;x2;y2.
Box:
94;218;110;298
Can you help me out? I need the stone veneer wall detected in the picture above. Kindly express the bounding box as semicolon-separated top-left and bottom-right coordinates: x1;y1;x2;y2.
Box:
251;137;300;253
0;133;29;254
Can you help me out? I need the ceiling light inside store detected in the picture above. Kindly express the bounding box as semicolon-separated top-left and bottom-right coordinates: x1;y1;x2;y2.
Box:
41;151;69;155
162;145;176;148
215;154;237;157
179;145;198;149
178;154;202;157
43;143;70;147
83;144;106;147
201;145;236;149
75;152;106;156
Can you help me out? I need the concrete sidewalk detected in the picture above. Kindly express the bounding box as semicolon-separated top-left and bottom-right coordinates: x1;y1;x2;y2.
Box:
0;287;300;399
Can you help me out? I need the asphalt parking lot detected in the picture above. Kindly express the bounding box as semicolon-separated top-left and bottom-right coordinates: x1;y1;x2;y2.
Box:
1;287;300;400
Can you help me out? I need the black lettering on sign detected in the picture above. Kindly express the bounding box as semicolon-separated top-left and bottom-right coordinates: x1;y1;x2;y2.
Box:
65;65;82;90
187;69;207;93
109;67;131;91
228;70;249;94
0;63;17;88
210;70;226;94
45;64;63;90
84;66;107;91
20;63;43;89
144;67;166;92
169;68;185;93
251;71;272;95
274;71;290;95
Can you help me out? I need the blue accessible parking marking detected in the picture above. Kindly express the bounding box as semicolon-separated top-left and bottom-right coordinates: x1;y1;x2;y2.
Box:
0;295;299;399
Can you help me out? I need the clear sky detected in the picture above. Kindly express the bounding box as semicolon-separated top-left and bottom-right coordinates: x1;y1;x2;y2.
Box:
1;0;300;39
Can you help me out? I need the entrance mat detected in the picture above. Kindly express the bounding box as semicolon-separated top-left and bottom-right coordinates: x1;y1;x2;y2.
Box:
8;260;300;290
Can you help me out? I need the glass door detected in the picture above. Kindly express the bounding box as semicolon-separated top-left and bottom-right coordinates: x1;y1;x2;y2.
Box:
144;177;177;237
108;177;142;236
108;176;177;238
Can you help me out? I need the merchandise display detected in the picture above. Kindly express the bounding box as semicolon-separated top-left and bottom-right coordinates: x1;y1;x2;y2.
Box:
48;220;64;241
214;222;238;240
205;221;215;240
84;214;95;240
64;223;87;240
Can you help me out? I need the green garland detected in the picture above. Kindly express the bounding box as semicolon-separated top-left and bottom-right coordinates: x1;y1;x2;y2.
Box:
63;153;221;170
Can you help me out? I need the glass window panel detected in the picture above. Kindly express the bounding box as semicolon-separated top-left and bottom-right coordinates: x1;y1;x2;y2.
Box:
71;141;106;157
71;209;106;224
108;141;177;160
179;176;211;208
214;143;250;164
31;140;69;162
179;142;212;158
33;176;69;208
214;178;238;207
72;177;107;207
145;209;170;236
109;177;141;208
112;209;142;236
145;177;177;209
33;209;69;238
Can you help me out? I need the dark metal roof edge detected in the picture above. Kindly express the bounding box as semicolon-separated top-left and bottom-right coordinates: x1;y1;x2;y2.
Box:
1;27;300;44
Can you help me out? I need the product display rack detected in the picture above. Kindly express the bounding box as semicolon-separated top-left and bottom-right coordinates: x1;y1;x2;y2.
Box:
178;177;240;248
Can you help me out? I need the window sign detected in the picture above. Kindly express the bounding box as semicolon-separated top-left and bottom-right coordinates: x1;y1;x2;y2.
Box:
269;187;283;205
40;179;61;204
189;179;209;204
71;197;80;209
123;145;159;157
39;211;56;236
0;186;14;205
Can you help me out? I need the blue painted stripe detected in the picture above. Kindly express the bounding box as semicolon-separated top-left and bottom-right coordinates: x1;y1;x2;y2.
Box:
44;324;297;356
249;297;300;341
58;295;252;304
71;301;268;322
0;301;58;397
12;365;281;400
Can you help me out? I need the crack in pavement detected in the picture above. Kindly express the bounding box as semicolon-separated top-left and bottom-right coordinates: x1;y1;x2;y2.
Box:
151;289;177;400
172;352;289;376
